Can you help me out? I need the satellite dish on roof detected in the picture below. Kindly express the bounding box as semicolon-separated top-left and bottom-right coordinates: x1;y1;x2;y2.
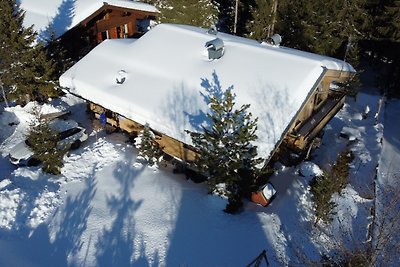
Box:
266;34;282;46
116;70;127;84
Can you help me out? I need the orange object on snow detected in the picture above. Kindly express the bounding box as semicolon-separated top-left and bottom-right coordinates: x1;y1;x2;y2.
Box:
251;183;277;207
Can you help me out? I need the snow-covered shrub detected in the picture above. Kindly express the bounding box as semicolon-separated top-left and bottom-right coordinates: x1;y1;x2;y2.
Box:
26;120;66;174
135;124;163;167
310;150;354;223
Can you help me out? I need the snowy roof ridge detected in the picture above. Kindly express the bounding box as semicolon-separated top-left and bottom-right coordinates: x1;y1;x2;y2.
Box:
161;24;355;73
105;0;159;13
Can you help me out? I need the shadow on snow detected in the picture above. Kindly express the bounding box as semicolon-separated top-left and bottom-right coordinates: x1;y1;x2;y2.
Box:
94;152;147;267
38;0;76;42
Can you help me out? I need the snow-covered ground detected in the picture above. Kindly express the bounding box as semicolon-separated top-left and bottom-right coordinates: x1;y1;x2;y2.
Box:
1;82;398;266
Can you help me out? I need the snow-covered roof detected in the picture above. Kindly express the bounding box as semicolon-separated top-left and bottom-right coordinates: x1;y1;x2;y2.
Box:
59;23;355;159
20;0;159;38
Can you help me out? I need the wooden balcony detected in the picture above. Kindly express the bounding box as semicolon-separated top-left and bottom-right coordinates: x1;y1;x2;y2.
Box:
296;92;346;139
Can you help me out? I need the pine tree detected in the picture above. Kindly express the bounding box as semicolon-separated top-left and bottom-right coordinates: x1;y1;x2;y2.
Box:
246;0;274;40
212;0;255;35
277;0;367;60
377;0;400;41
44;29;73;78
26;120;66;175
364;0;400;97
156;0;219;28
187;72;263;213
377;1;400;97
135;124;164;166
0;0;59;104
0;0;34;102
18;42;60;102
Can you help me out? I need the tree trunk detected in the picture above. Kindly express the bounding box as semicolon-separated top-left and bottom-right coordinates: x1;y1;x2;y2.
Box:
1;81;9;108
234;0;239;34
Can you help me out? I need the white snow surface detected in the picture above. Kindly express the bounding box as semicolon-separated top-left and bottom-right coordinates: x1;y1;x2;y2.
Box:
20;0;159;38
1;82;397;266
59;23;355;160
298;161;323;178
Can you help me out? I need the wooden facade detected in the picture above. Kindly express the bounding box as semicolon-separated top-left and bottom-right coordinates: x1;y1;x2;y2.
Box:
88;103;198;162
269;69;355;164
87;68;354;166
58;3;158;60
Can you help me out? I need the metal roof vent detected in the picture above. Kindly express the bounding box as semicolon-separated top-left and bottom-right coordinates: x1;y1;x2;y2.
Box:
116;70;127;84
205;38;224;60
207;25;218;35
266;34;282;46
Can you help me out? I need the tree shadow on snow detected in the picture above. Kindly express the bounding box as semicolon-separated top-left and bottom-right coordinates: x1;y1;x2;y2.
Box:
8;171;60;234
162;179;276;266
4;166;98;267
266;170;324;265
159;81;207;140
38;0;76;41
382;100;400;159
185;70;231;132
94;154;145;267
50;173;97;266
161;71;236;138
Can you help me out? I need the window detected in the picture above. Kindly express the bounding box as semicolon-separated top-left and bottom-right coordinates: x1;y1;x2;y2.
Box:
59;128;81;140
124;24;129;38
116;25;128;38
101;30;109;41
116;26;122;38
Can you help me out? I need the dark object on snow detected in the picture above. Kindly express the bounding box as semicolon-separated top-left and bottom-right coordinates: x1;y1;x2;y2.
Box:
251;183;277;207
246;249;270;267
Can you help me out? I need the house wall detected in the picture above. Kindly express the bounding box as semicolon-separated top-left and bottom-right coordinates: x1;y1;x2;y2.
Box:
94;9;151;41
88;103;198;162
58;6;157;61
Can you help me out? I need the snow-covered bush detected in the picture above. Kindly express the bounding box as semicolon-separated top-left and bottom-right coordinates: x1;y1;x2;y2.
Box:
26;120;66;174
135;124;163;167
310;150;354;223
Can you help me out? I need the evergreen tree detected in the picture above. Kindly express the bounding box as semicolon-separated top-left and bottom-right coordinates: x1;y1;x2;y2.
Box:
212;0;255;35
246;0;274;41
156;0;219;28
44;29;73;78
376;1;400;97
363;0;400;97
376;0;400;41
277;0;367;60
135;124;164;166
0;0;59;104
18;42;60;102
187;72;263;213
26;120;66;175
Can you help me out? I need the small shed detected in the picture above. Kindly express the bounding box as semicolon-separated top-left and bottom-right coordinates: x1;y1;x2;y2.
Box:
60;23;355;165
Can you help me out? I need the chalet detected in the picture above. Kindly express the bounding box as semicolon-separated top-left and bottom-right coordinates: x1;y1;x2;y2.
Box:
59;23;355;166
21;0;159;60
